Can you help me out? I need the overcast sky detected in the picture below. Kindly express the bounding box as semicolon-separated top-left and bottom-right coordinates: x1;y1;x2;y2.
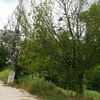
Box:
0;0;18;29
0;0;97;29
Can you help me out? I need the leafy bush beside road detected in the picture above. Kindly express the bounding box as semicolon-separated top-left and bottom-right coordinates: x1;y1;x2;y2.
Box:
86;66;100;92
0;69;11;82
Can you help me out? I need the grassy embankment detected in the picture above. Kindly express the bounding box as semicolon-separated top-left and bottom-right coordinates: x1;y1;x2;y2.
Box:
0;69;11;82
0;69;100;100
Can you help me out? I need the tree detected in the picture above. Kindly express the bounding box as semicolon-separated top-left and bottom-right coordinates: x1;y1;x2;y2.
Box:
0;42;7;71
54;0;100;94
17;0;100;95
2;3;22;79
86;66;100;92
0;30;8;70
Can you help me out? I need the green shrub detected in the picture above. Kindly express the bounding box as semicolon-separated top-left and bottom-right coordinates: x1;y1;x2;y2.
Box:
17;75;72;99
18;75;58;95
18;75;74;99
17;75;100;100
85;66;100;92
44;68;80;92
0;69;11;81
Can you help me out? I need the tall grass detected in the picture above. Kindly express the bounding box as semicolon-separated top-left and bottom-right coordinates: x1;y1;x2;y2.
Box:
0;69;11;82
85;90;100;100
17;75;70;99
0;69;100;100
16;75;100;100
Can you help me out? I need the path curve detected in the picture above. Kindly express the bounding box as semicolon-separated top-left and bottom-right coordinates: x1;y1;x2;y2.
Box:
0;81;39;100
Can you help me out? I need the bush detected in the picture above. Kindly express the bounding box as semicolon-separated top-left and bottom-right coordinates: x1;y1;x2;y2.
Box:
16;74;100;100
85;66;100;92
0;69;11;81
17;75;74;99
18;75;59;95
44;68;80;92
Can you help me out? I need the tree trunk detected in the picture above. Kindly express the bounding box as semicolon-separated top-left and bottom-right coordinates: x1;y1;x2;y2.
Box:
78;73;84;95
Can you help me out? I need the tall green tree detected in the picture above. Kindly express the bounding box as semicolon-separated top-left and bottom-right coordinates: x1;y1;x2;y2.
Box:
0;30;8;70
18;0;100;95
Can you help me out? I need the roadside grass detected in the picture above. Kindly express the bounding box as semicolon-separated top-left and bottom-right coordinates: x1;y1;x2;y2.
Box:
17;75;76;100
85;90;100;100
0;69;100;100
0;68;11;82
17;75;100;100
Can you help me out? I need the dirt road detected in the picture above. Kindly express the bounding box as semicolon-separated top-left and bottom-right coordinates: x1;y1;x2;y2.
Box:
0;81;39;100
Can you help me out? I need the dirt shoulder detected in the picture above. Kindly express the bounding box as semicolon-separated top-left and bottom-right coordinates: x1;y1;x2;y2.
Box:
0;81;39;100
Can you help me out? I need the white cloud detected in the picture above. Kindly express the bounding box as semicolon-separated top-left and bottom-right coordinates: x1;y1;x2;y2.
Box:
0;0;97;29
0;0;18;29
